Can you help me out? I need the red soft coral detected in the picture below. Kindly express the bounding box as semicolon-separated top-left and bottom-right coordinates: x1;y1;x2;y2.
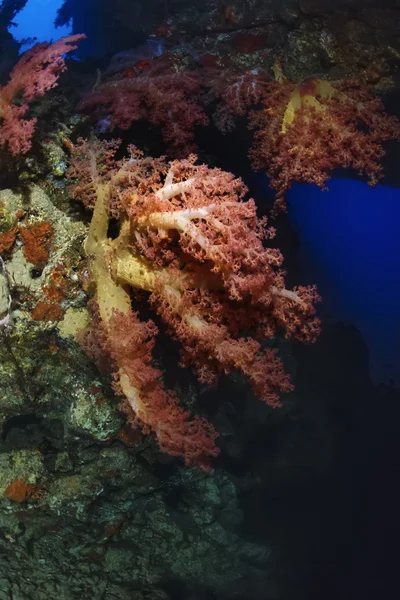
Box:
79;66;208;157
70;140;320;467
249;78;400;212
66;137;121;209
0;34;84;155
108;147;320;405
203;70;400;211
80;304;219;470
208;68;269;133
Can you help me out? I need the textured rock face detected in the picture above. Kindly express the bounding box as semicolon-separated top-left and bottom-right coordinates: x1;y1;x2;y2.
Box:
158;0;400;81
0;3;396;600
56;0;400;79
0;182;271;600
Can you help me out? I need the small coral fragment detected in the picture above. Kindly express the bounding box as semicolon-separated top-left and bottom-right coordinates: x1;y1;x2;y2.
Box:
4;479;35;502
20;221;54;267
0;226;17;253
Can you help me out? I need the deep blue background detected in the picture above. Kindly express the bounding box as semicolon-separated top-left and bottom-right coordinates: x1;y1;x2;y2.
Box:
286;178;400;386
12;0;70;51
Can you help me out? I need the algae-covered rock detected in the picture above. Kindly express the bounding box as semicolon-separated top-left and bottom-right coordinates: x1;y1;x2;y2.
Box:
69;385;122;441
0;449;44;496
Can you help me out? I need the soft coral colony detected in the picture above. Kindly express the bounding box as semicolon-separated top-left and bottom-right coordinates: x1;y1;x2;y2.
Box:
208;70;400;210
79;52;400;211
0;34;85;155
3;32;396;471
247;77;400;212
67;138;321;469
0;34;325;470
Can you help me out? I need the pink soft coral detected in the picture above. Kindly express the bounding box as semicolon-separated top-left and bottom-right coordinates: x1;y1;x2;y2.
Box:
69;140;320;470
249;77;400;212
204;69;400;212
79;64;208;156
0;34;84;155
121;153;320;406
80;303;219;470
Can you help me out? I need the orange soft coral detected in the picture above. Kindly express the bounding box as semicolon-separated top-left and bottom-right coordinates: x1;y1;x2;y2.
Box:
19;221;54;267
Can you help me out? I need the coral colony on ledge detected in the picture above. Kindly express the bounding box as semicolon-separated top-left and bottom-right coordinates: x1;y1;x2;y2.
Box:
67;139;320;468
0;23;399;470
1;2;400;596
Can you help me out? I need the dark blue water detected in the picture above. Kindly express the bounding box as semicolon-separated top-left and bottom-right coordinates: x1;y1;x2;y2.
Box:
286;177;400;386
13;0;70;52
